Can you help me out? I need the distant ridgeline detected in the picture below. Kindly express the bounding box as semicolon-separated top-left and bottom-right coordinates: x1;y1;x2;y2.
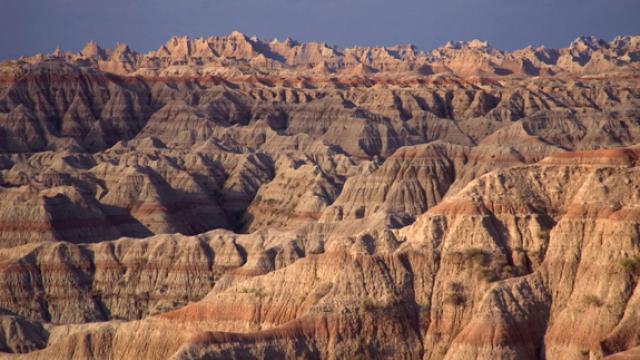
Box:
6;32;640;77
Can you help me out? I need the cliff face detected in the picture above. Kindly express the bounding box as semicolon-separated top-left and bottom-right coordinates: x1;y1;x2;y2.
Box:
0;33;639;359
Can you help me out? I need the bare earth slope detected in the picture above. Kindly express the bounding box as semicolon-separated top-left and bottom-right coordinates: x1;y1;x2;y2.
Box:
0;33;639;359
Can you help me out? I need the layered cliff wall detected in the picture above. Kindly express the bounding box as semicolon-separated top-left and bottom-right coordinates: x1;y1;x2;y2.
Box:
0;33;639;359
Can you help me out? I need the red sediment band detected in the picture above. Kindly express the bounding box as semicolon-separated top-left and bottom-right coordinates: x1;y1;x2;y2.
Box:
184;305;413;347
0;261;217;274
429;198;640;221
389;151;550;164
429;199;485;216
0;292;208;302
3;72;637;90
187;315;320;345
563;204;640;221
248;203;322;221
0;221;55;232
540;148;640;166
450;317;544;347
0;217;131;233
158;301;305;325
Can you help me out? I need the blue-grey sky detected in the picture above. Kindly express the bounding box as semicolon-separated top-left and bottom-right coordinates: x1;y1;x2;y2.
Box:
2;0;639;60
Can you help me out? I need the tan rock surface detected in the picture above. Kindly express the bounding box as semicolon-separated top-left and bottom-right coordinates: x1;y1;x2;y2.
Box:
0;33;639;359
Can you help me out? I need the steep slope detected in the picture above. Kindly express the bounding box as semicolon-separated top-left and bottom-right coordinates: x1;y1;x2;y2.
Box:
0;146;638;360
0;33;638;359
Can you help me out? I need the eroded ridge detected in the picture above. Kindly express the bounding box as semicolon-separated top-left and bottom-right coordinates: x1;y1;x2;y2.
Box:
0;33;639;359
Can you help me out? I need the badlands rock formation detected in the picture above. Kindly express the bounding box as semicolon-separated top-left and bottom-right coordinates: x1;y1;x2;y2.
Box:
0;32;639;359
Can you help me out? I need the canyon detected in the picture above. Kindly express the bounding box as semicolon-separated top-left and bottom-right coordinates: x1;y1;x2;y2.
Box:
0;32;639;359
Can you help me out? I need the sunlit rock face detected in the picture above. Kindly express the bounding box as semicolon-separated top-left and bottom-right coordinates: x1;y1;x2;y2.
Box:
0;33;639;359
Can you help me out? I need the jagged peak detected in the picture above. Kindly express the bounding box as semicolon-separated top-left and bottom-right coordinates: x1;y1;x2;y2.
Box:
468;39;490;49
283;37;299;47
82;40;100;49
443;39;491;50
570;35;608;50
50;47;64;57
387;44;418;52
113;42;132;54
269;36;300;47
81;40;106;59
13;33;640;77
311;61;334;74
168;35;190;44
228;30;249;41
610;35;640;50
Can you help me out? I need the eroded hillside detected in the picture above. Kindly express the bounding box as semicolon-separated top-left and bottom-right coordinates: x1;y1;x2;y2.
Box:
0;33;639;359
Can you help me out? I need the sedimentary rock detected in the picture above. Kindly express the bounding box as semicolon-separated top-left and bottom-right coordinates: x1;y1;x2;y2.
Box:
0;33;638;359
